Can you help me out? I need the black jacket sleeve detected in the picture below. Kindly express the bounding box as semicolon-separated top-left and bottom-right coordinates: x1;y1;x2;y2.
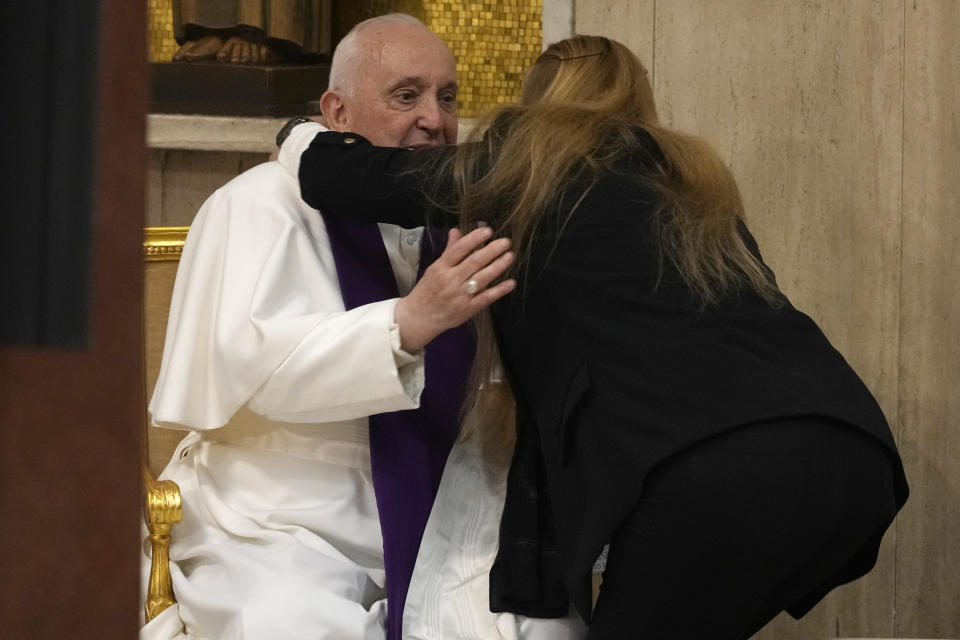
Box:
297;130;456;228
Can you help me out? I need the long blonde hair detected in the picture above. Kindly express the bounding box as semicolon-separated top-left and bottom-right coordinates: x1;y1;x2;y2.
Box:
451;35;781;444
447;35;779;302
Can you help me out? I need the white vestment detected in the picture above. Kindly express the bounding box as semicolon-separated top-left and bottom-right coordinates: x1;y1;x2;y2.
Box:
141;153;586;640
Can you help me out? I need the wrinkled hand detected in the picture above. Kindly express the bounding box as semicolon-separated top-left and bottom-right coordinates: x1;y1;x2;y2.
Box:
394;227;516;352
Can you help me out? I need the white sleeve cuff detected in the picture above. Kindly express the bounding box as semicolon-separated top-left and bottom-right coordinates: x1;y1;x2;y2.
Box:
388;301;425;400
389;318;421;368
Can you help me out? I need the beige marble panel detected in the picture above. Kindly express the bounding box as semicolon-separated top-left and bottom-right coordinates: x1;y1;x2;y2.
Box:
896;0;960;636
147;114;286;153
651;2;904;638
239;152;271;174
574;0;655;72
146;149;163;226
543;0;574;48
160;150;244;226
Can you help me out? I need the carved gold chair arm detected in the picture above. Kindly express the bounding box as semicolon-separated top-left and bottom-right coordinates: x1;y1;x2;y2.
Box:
142;462;182;623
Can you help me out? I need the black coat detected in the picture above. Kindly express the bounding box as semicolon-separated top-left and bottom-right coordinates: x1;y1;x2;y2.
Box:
295;129;909;622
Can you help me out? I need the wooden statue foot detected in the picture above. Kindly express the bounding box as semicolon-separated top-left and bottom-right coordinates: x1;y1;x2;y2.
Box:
172;35;224;62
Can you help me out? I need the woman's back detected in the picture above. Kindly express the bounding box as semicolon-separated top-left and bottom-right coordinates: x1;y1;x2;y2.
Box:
484;136;906;624
488;144;898;488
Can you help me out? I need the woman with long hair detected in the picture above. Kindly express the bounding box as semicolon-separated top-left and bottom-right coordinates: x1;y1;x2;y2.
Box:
278;35;907;639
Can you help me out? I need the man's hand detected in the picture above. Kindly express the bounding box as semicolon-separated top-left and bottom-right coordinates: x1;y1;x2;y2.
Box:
394;227;516;352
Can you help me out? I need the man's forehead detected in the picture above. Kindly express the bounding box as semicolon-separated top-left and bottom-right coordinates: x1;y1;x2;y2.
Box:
383;74;459;93
359;27;456;84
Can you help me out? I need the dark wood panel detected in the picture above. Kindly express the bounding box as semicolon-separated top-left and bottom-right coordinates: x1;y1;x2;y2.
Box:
151;62;328;116
0;0;146;635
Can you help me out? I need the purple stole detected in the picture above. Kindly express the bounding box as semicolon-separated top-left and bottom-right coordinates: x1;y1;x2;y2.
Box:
320;213;475;640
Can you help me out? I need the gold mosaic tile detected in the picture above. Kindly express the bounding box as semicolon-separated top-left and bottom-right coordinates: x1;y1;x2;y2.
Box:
147;0;178;62
425;0;542;116
146;1;543;115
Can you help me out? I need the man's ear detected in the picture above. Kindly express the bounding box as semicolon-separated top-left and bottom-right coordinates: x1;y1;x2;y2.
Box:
319;90;349;132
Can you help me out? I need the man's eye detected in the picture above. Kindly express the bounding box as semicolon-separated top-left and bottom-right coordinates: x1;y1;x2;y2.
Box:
440;94;458;109
396;91;417;102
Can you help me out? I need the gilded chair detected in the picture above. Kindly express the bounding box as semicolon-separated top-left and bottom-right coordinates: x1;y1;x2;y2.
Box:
141;227;190;623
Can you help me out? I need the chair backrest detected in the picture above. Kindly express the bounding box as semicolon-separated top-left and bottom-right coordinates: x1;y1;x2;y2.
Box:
144;227;191;474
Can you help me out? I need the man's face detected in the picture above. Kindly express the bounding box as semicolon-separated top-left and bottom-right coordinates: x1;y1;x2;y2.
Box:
339;23;458;148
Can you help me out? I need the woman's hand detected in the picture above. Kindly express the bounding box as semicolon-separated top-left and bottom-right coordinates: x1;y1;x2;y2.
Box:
394;227;516;352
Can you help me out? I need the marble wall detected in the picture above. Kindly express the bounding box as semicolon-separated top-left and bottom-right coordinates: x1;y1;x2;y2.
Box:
897;1;960;635
572;0;959;637
147;149;268;226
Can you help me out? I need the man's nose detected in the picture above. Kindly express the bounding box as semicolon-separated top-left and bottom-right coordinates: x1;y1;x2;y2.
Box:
416;97;444;135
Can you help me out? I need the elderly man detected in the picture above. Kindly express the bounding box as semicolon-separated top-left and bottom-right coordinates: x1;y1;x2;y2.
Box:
142;13;585;640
